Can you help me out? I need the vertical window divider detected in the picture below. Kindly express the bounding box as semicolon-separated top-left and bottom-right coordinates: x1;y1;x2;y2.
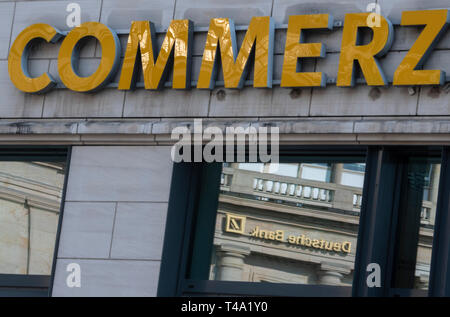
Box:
49;146;72;297
429;146;450;296
353;147;398;297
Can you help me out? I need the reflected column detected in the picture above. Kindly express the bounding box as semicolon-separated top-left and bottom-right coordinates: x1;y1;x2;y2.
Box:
317;262;351;286
415;275;430;290
216;244;251;281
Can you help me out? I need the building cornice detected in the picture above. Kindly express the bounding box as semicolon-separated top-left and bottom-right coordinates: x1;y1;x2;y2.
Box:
1;118;450;145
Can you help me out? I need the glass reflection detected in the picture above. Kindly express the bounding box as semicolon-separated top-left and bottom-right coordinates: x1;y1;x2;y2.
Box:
0;162;65;275
392;158;440;291
211;161;365;287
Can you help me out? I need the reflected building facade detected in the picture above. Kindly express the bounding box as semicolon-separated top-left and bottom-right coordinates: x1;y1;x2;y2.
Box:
0;162;65;275
209;162;439;290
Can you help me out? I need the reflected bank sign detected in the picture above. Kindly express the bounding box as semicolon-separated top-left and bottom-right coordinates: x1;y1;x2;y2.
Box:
225;213;352;254
7;10;450;94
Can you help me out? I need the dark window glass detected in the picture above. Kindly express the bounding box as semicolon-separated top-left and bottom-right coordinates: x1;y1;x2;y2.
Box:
210;160;365;288
391;157;440;291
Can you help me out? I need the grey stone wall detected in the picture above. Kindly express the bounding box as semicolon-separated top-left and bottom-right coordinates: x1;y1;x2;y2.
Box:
51;146;173;296
0;0;449;144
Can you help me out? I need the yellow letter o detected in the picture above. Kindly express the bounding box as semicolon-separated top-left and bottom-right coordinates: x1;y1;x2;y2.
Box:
58;22;121;92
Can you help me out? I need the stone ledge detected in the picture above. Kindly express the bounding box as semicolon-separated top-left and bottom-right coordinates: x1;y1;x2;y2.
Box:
2;118;450;134
0;119;450;145
0;133;449;146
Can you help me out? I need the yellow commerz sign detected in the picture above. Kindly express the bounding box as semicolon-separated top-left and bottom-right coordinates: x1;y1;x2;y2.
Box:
8;10;450;93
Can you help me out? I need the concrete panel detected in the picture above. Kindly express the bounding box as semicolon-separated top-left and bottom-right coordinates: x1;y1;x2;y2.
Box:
209;87;273;117
110;203;167;260
379;51;407;83
209;79;312;117
391;25;450;51
123;88;210;117
42;87;124;118
65;146;173;202
271;87;312;117
0;60;45;118
379;0;450;24
11;1;101;58
425;50;450;79
101;0;175;30
272;0;373;25
52;259;160;296
391;26;420;51
418;86;450;116
274;29;287;56
310;86;418;116
0;2;14;60
58;202;116;259
316;52;340;82
192;31;207;57
174;0;272;27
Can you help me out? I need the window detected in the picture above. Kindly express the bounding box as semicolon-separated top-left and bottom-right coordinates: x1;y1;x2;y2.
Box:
158;146;450;297
389;154;440;293
0;147;69;297
211;159;365;287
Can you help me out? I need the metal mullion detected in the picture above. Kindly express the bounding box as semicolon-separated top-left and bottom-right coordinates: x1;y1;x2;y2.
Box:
428;147;450;296
352;147;398;297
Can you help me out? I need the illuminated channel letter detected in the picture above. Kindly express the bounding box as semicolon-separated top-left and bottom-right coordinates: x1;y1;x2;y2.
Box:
197;16;274;89
337;13;393;86
8;24;63;93
119;20;193;90
58;22;120;92
281;14;333;88
394;10;450;86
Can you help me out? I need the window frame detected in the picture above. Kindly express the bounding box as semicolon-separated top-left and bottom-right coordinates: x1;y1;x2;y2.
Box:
353;146;443;297
157;145;450;297
0;146;71;297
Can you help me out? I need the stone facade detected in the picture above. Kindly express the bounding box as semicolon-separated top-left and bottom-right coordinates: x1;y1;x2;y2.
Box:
0;0;449;296
52;146;172;296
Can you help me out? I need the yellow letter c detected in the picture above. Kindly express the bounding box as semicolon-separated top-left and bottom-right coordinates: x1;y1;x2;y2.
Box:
8;23;63;93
